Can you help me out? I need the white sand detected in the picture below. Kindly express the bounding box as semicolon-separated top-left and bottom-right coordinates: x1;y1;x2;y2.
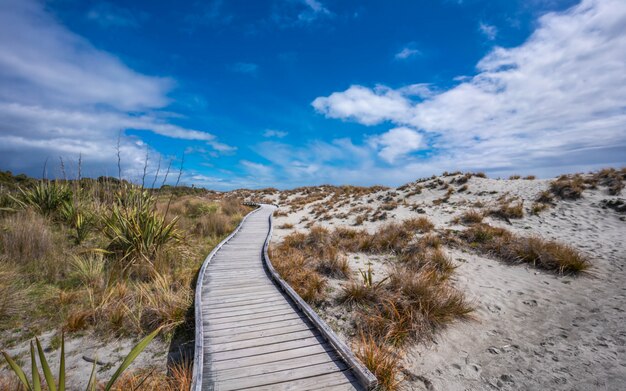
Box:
0;330;169;389
267;173;626;390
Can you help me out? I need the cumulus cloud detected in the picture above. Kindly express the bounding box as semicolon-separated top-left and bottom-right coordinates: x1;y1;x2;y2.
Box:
369;127;423;163
313;0;626;176
312;85;413;125
0;0;230;178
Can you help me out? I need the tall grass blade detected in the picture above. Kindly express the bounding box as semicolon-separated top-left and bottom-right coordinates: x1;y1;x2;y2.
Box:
86;359;97;391
30;342;41;391
59;334;65;391
36;337;57;391
1;350;32;390
103;327;160;391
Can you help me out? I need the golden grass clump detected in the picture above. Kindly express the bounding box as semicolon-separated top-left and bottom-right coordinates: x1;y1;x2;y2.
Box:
490;198;524;220
460;224;590;274
459;209;484;224
137;273;192;333
339;280;381;306
316;254;351;279
550;175;585;199
269;246;327;304
0;210;54;266
531;202;550;215
0;263;29;327
106;361;192;391
402;216;434;233
355;335;402;391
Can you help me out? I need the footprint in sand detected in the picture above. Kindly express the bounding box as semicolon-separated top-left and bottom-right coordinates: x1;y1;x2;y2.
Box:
523;299;538;306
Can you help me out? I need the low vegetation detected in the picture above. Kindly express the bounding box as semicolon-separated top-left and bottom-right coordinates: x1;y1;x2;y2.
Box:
1;328;159;391
271;216;472;389
460;224;590;274
0;171;251;387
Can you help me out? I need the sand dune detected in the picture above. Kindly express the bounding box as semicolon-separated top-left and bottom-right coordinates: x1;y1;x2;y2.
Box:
256;172;626;390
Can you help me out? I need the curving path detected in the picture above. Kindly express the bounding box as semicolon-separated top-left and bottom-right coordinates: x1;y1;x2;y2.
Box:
192;204;374;391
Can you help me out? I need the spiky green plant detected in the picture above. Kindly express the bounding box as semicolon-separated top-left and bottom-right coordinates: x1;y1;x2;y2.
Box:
12;182;72;217
1;327;160;391
61;201;94;244
104;187;179;277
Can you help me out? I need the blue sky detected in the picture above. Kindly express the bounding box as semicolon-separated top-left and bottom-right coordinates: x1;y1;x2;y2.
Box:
0;0;624;189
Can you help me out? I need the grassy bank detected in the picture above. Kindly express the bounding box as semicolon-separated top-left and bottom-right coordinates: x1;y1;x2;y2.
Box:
0;173;252;388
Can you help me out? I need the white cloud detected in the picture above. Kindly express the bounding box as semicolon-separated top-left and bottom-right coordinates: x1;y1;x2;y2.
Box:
263;129;288;138
0;0;231;177
369;127;423;163
313;0;626;175
312;85;413;125
479;22;498;40
395;47;421;60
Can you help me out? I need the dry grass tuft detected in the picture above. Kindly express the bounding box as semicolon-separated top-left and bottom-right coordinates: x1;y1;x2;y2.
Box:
355;334;402;391
490;197;524;221
269;247;327;304
0;263;29;327
136;273;192;333
460;224;590;274
531;202;550;215
402;217;434;233
316;254;351;279
339;281;381;306
108;360;192;391
459;209;484;225
550;175;585;199
0;210;55;267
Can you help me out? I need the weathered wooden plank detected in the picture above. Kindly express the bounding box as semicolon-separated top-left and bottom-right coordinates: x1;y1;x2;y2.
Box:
210;337;325;362
206;317;311;338
210;362;349;391
210;351;341;382
205;308;297;326
245;371;359;391
205;312;305;331
206;302;294;320
209;344;337;372
204;294;284;309
205;298;288;314
208;322;314;344
207;329;319;353
204;286;277;298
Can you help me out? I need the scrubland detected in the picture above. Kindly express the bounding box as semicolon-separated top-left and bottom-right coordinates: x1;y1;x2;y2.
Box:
0;172;250;389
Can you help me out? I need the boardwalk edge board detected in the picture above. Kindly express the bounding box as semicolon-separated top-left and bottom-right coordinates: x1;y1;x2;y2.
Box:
261;204;379;390
191;205;261;391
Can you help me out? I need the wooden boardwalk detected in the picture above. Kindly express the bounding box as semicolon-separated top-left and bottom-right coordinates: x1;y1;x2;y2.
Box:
192;204;375;390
